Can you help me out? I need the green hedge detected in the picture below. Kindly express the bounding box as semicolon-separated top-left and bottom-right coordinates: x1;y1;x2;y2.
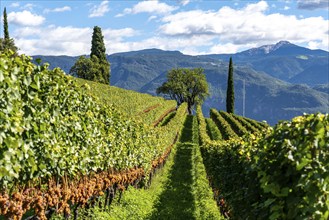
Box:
231;113;259;133
198;105;329;219
219;111;248;137
205;118;222;141
210;109;238;140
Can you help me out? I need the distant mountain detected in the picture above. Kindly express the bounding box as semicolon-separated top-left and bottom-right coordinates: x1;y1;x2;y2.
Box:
33;55;78;74
289;64;329;85
202;41;329;83
33;43;329;125
240;41;328;56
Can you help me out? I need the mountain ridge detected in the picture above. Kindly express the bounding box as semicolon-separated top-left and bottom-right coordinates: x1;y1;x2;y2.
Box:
32;41;329;125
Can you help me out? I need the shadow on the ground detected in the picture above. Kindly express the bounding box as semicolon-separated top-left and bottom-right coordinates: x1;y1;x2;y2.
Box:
148;143;196;220
148;115;196;220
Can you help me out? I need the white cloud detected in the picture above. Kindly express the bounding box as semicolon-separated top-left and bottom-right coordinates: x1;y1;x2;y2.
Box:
284;6;290;10
8;11;45;26
10;0;329;56
158;1;329;52
89;1;110;18
308;38;328;50
103;28;137;42
210;43;247;54
116;0;178;17
13;26;138;56
244;0;268;12
44;6;71;14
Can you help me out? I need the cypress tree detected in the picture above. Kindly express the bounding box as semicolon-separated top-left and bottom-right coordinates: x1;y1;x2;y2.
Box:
71;26;110;84
3;7;9;40
90;26;110;84
91;26;106;61
226;57;235;113
1;7;17;53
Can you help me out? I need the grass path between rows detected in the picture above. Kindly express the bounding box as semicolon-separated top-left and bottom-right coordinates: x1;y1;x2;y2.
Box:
53;115;222;220
148;115;222;220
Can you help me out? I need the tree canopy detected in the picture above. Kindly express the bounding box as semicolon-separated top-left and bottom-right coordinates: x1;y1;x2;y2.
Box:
157;68;209;115
70;26;110;84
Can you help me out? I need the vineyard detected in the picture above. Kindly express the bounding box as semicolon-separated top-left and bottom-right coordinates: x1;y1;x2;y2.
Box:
198;106;329;219
0;50;328;220
0;50;187;219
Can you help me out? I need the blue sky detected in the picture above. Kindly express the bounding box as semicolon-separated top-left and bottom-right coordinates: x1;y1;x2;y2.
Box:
1;0;328;55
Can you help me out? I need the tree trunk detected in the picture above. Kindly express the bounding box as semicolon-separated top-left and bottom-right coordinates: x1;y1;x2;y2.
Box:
187;103;192;115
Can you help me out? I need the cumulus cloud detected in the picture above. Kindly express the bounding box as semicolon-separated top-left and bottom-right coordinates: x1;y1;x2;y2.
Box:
44;6;71;14
116;0;177;17
159;1;329;51
10;0;329;55
13;26;138;56
297;0;329;10
210;43;249;54
8;11;45;26
89;1;110;18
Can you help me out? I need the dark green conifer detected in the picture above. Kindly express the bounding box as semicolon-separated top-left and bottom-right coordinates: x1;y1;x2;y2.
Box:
1;7;18;53
91;26;107;61
70;26;110;84
226;57;235;113
4;7;9;40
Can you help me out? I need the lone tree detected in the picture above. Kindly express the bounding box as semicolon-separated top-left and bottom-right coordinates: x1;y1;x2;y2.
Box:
157;68;209;115
0;7;17;53
70;26;110;84
226;57;235;113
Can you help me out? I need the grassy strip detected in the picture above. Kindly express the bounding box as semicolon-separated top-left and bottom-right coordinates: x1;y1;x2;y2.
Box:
191;115;223;220
149;115;221;219
149;115;197;219
193;143;224;220
148;143;197;220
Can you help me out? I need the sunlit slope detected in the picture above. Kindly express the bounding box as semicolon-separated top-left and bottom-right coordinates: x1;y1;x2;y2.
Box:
75;78;176;125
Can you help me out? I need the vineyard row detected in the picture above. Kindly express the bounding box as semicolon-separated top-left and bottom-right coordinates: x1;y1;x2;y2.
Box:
197;106;329;219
